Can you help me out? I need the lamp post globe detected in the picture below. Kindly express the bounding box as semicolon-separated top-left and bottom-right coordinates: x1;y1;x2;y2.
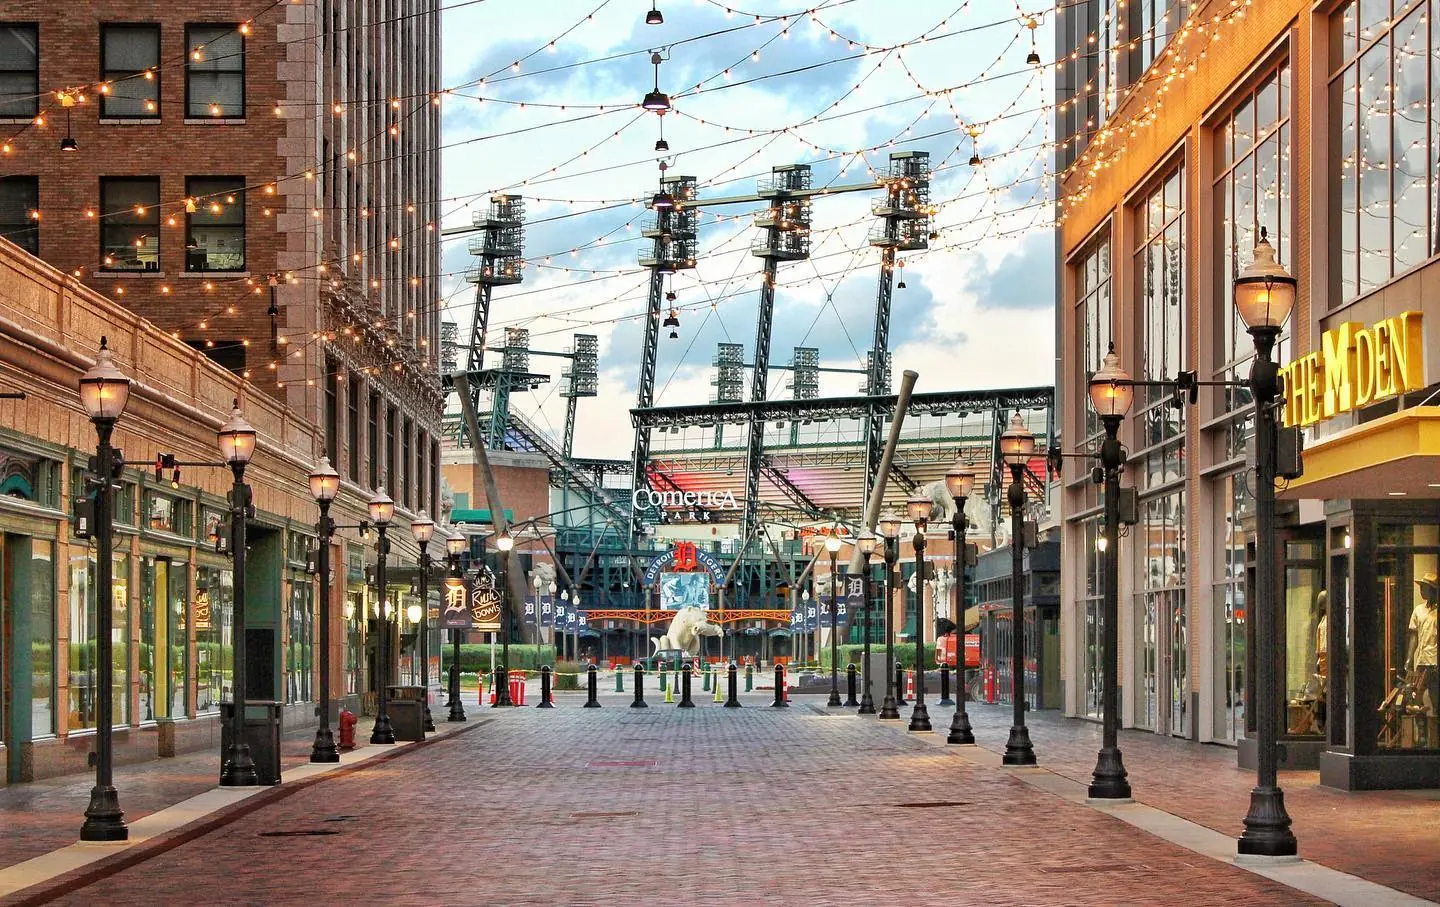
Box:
446;529;466;559
308;456;340;503
496;533;514;552
79;338;131;422
1088;346;1134;420
78;338;131;841
411;510;435;544
217;402;257;468
944;461;975;500
1233;227;1296;337
368;487;395;526
877;510;903;541
999;412;1036;467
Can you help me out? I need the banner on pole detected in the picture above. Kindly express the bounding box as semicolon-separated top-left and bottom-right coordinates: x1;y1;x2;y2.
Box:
470;572;502;632
440;576;472;630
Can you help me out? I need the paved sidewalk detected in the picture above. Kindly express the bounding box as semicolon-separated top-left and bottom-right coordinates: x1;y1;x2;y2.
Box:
946;702;1439;901
19;697;1362;905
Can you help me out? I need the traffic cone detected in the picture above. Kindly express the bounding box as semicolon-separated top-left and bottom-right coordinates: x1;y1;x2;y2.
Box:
713;673;725;702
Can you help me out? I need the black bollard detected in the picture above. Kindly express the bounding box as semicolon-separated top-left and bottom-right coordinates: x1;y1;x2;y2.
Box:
679;661;695;708
895;663;908;705
584;665;601;708
771;664;788;708
844;663;859;707
939;663;954;707
537;666;554;708
631;664;647;708
725;662;741;708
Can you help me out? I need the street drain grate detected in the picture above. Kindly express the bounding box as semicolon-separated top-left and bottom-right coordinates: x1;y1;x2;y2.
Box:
893;801;969;809
570;811;639;820
1038;865;1139;874
258;830;341;837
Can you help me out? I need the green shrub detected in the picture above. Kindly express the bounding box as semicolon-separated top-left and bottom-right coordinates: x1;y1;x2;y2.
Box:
441;643;559;673
552;661;583;691
819;643;936;669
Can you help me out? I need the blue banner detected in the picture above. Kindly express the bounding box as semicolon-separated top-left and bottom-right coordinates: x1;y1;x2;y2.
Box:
540;595;554;628
522;595;537;627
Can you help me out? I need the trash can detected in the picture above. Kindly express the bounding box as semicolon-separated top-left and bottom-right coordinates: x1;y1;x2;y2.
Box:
219;700;283;785
386;686;426;742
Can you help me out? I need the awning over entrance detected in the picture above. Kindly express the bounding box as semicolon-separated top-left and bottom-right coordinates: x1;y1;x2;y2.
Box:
1281;406;1440;500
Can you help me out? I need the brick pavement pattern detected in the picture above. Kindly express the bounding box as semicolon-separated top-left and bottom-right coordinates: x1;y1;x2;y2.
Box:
32;698;1328;906
954;703;1440;901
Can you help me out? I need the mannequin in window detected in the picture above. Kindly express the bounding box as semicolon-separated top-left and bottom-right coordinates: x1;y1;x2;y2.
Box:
1290;590;1328;735
1409;574;1438;743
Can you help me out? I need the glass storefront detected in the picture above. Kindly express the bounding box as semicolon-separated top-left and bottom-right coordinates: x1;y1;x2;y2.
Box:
194;566;232;713
67;551;129;728
1212;473;1250;743
1373;524;1439;750
345;588;364;696
1134;490;1188;736
286;574;314;704
140;557;187;721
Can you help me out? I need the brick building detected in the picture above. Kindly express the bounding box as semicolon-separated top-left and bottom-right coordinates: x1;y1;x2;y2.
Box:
0;2;446;781
1056;0;1439;788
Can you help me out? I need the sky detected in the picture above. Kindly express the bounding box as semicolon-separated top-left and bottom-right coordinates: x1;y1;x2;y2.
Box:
438;0;1057;461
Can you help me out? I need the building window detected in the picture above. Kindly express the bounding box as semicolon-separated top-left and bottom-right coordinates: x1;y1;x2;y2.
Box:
1331;2;1431;302
185;24;244;118
386;405;396;492
430;437;440;517
286;575;314;703
1074;234;1112;443
145;490;192;535
402;418;413;510
0;25;38;118
100;177;160;271
1211;472;1250;743
194;566;232;713
324;355;339;465
0;441;59;506
185;176;244;272
347;374;361;483
1133;490;1187;734
368;390;381;489
140;556;186;721
68;552;130;729
100;24;160;118
0;176;38;256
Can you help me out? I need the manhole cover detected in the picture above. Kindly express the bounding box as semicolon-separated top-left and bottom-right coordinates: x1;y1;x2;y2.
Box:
588;760;657;767
893;801;969;809
258;830;341;837
570;811;639;820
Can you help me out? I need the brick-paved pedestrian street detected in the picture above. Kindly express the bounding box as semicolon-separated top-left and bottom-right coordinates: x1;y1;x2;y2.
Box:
18;695;1363;906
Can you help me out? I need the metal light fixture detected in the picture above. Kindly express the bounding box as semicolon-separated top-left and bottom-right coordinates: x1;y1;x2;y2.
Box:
944;461;976;499
496;532;515;552
856;529;878;556
1088;345;1134;418
216;402;257;466
877;510;902;539
368;487;395;525
999;412;1035;467
824;534;843;554
446;529;466;557
655;137;669;151
411;510;435;544
79;338;132;421
906;493;931;531
1234;227;1296;333
406;602;423;624
1026;49;1041;65
646;2;663;25
642;52;671;112
651;191;676;210
308;456;340;502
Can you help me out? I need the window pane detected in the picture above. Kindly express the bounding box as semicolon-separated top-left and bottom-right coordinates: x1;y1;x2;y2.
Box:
187;26;244;117
186;178;245;271
0;176;38;255
103;26;158;71
1392;8;1427;274
1338;67;1360;302
1357;37;1391;292
102;26;159;118
0;25;37;116
101;179;160;271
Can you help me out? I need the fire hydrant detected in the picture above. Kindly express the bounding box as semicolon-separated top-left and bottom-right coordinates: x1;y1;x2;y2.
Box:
338;708;358;751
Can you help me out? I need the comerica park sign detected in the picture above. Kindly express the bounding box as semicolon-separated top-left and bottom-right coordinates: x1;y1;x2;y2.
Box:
1280;311;1423;428
631;488;739;510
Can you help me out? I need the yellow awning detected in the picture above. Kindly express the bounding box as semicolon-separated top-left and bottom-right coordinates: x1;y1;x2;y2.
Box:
1281;406;1440;500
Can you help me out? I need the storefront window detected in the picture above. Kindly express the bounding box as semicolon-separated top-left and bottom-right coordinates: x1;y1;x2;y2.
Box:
194;566;232;713
1284;540;1325;737
1374;524;1439;750
1134;490;1187;734
23;539;56;737
0;445;60;507
345;589;364;695
144;492;192;536
1080;517;1104;720
1212;473;1250;743
139;557;186;720
1074;234;1112;443
67;552;129;728
286;575;314;703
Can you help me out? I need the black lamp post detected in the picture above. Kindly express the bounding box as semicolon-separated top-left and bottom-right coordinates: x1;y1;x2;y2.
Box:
446;528;467;722
1087;348;1134;798
877;511;902;720
411;511;436;732
944;463;977;745
1234;228;1299;857
494;532;515;706
856;530;879;714
905;494;932;732
218;402;260;785
999;412;1037;766
825;534;843;707
78;338;131;841
308;456;341;764
368;488;396;744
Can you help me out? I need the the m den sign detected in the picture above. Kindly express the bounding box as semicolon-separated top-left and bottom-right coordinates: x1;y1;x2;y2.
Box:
1280;312;1423;428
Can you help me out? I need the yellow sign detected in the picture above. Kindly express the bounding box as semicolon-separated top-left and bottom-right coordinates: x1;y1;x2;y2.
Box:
1281;312;1423;427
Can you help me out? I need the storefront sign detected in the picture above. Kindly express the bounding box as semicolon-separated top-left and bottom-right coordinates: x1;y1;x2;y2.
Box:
194;590;213;631
440;576;471;630
1281;312;1423;427
642;542;726;585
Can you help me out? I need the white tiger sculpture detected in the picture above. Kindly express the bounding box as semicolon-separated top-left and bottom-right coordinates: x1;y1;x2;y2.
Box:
651;606;723;656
